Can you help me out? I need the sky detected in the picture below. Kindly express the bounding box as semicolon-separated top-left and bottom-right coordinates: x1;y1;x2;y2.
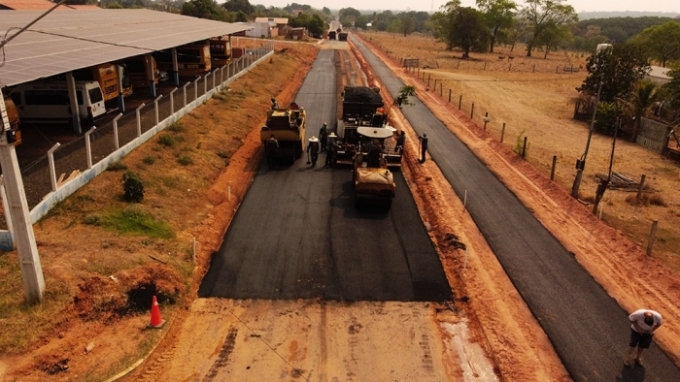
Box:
242;0;680;14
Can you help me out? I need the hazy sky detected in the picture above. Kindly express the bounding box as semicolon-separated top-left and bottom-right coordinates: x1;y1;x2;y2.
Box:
244;0;680;14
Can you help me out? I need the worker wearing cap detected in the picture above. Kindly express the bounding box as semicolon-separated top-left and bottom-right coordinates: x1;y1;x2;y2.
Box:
625;308;663;367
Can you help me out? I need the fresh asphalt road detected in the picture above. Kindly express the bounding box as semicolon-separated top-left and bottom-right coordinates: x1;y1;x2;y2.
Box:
349;36;680;381
199;49;452;302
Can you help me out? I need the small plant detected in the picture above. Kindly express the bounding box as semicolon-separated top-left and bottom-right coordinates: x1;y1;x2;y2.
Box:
177;155;193;166
513;129;530;158
122;171;145;203
107;161;127;171
167;122;185;133
83;214;102;226
395;85;417;106
157;134;176;147
142;156;156;165
217;150;230;159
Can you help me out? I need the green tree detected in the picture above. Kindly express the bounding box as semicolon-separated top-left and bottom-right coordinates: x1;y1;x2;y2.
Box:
630;21;680;67
400;13;416;36
339;7;361;27
659;65;680;113
223;0;253;15
535;21;571;59
476;0;517;53
355;15;369;29
322;7;331;15
181;0;224;21
522;0;578;57
626;80;659;140
576;43;651;103
106;2;123;9
431;1;462;50
502;14;529;52
434;6;489;58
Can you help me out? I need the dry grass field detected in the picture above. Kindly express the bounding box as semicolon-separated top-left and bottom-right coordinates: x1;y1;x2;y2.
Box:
361;31;680;272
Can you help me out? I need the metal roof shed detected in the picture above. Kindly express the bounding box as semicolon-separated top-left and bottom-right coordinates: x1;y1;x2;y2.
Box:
0;9;252;88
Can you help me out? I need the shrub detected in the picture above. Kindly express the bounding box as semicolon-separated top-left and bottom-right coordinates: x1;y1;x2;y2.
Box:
107;161;127;171
122;171;145;203
594;102;623;135
157;134;175;147
512;129;530;158
83;214;102;226
167;122;185;133
177;155;193;166
142;156;156;165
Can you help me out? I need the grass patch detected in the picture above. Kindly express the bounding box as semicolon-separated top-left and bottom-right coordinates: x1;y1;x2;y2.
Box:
217;150;231;159
157;134;176;147
167;122;186;133
107;161;128;171
625;193;668;207
177;155;194;166
100;206;175;239
143;156;157;165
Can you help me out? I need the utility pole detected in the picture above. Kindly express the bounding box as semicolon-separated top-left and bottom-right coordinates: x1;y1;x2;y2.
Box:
0;0;64;304
571;81;602;199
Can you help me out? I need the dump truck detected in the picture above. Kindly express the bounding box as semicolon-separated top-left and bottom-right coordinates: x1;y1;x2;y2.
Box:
353;127;396;208
334;86;401;167
328;30;336;40
260;104;307;164
338;31;348;41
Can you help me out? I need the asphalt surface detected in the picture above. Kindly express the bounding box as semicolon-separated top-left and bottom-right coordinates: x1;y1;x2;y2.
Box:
199;49;452;302
349;36;680;381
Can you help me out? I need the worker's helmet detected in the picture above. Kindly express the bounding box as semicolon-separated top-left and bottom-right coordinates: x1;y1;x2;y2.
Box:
323;122;327;126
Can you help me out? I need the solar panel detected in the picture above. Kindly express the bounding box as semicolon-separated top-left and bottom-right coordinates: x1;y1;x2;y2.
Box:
0;9;252;87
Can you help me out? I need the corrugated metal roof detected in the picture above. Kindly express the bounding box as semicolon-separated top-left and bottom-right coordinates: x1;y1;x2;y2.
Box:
0;9;252;88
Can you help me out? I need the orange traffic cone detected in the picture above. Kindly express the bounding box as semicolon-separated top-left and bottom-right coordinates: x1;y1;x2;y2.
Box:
148;295;165;329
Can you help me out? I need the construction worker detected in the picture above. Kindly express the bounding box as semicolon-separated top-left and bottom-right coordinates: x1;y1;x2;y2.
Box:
270;97;278;110
396;131;406;153
366;139;382;168
265;134;278;168
419;133;428;163
307;136;320;167
325;132;337;166
319;122;329;152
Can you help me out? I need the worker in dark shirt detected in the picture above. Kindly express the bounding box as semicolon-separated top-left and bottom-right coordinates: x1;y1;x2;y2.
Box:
396;131;406;152
265;134;278;168
419;133;428;163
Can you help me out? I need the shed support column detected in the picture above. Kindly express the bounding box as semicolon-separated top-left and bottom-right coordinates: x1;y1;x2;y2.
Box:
146;54;157;98
66;72;81;134
172;48;180;86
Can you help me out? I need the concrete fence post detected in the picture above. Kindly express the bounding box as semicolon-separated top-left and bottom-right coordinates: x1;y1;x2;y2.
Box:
136;103;145;138
458;95;462;110
448;89;452;103
183;82;189;107
47;143;61;192
154;95;162;126
85;126;96;170
646;220;659;256
501;122;506;143
551;155;557;180
194;79;199;101
170;88;178;115
112;113;123;150
471;103;475;119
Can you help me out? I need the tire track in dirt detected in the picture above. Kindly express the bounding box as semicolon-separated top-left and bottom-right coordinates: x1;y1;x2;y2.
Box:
202;328;238;381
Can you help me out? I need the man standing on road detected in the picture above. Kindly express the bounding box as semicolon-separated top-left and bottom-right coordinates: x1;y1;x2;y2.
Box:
418;133;428;163
265;134;278;168
625;308;663;367
319;122;329;152
307;136;320;167
396;131;405;153
325;132;337;166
